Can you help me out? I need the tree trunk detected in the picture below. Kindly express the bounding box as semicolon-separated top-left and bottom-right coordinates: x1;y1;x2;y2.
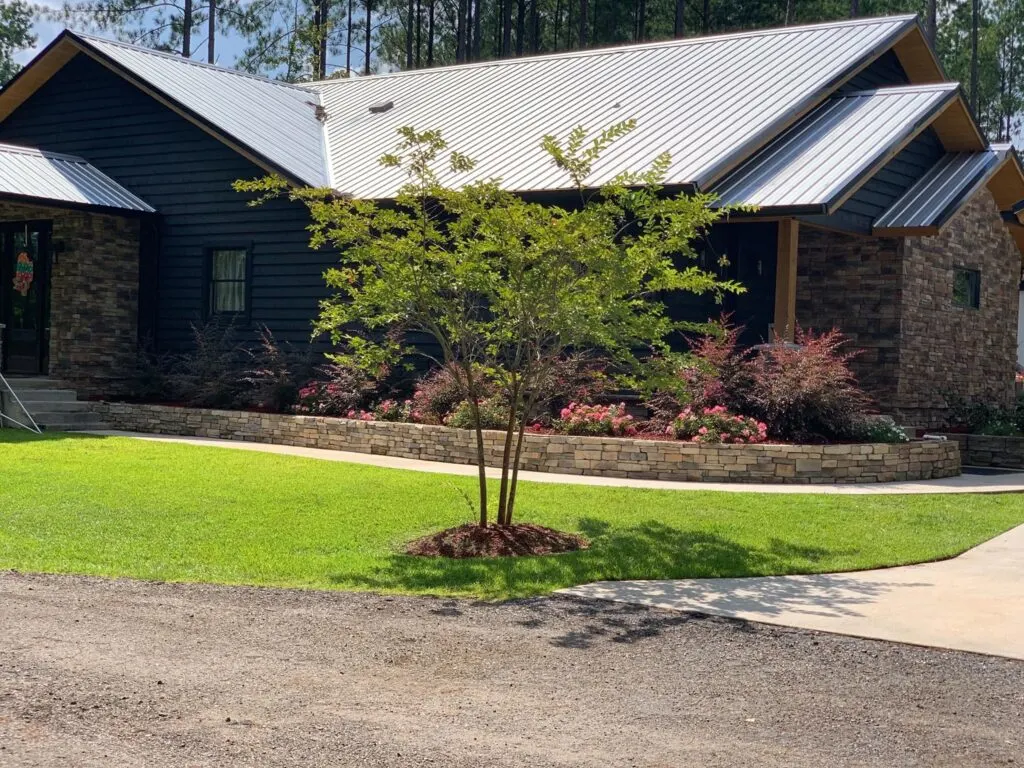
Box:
529;0;538;52
365;0;372;75
637;0;646;41
318;0;329;78
579;0;587;47
970;0;980;113
502;0;513;55
849;0;858;18
674;0;684;37
701;0;709;33
784;0;792;25
555;0;562;49
207;0;215;62
456;0;466;61
472;0;481;59
925;0;937;45
427;0;434;65
415;0;422;67
182;0;192;56
346;0;353;73
516;0;525;55
406;0;414;68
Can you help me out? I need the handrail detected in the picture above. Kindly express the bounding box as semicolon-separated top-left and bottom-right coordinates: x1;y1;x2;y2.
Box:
0;323;43;433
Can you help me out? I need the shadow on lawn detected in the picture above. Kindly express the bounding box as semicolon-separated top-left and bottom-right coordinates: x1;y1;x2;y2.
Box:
0;429;109;443
328;518;859;604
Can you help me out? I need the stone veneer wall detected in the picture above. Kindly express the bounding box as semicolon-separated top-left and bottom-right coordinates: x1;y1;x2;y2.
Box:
896;189;1019;427
797;188;1020;428
93;402;961;484
0;201;140;397
796;227;902;408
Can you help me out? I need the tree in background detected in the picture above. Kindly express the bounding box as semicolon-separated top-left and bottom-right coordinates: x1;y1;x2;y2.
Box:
36;0;1024;140
0;0;34;85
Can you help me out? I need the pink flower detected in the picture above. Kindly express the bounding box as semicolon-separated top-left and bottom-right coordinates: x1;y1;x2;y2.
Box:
665;426;675;435
698;426;708;435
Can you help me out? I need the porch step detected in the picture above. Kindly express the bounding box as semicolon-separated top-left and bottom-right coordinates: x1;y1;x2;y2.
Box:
1;377;109;432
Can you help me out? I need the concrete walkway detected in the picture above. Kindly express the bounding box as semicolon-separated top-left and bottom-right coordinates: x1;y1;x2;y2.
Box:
560;523;1024;660
86;429;1024;494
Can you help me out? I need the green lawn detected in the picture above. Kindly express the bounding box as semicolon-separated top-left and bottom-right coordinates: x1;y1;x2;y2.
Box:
1;431;1022;599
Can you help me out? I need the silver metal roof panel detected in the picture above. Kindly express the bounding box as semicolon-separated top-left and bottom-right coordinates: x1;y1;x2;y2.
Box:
77;34;329;188
310;15;918;199
0;142;154;212
710;83;958;211
874;145;1010;230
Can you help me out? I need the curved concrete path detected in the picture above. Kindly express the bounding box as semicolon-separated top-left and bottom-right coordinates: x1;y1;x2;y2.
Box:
85;430;1024;495
560;523;1024;659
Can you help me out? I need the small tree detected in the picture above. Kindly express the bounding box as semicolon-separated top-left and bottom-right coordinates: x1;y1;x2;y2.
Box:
237;121;741;528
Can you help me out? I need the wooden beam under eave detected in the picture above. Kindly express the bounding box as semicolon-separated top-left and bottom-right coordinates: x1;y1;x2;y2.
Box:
774;219;799;343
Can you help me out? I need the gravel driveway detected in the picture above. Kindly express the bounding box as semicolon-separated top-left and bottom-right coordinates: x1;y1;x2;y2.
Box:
1;571;1021;767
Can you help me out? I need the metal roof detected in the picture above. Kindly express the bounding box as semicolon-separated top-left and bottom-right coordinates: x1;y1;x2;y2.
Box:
874;144;1011;230
75;33;329;187
0;142;154;212
710;83;958;212
310;15;918;198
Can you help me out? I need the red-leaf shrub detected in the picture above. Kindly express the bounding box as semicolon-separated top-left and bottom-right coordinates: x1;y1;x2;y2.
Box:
294;362;376;416
677;319;750;411
737;328;872;442
410;366;472;424
669;405;767;444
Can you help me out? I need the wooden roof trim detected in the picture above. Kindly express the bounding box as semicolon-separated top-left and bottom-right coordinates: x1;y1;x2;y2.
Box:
929;97;987;153
986;151;1024;212
0;34;78;123
890;24;946;84
872;224;940;237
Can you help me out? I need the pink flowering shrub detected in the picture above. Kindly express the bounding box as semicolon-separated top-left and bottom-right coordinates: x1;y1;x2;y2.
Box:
669;405;767;444
553;402;637;437
293;362;375;416
345;408;375;421
372;399;411;422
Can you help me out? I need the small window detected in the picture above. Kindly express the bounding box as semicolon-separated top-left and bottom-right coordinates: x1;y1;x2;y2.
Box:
207;248;249;316
953;267;980;309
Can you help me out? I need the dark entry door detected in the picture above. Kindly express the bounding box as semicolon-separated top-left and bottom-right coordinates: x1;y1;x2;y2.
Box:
0;221;51;375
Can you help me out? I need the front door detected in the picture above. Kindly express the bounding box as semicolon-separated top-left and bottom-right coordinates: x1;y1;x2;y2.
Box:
0;221;51;375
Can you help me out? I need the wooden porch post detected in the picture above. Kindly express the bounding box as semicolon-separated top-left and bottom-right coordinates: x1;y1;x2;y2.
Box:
773;218;799;342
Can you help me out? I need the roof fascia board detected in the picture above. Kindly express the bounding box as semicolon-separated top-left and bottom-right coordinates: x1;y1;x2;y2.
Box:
870;225;939;236
693;15;919;191
986;149;1024;212
823;86;959;215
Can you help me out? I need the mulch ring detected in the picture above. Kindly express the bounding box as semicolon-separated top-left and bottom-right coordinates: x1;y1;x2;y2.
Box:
406;523;590;559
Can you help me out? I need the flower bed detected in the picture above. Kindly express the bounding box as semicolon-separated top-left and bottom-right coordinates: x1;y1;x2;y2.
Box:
92;402;961;484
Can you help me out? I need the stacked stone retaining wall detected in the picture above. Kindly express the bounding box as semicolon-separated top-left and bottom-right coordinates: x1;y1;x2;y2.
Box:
92;403;961;484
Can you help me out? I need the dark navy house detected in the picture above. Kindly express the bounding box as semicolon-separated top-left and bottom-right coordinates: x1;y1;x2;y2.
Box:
0;14;1022;427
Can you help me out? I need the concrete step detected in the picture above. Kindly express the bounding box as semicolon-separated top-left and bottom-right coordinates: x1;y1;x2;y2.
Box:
32;410;109;431
9;388;79;403
2;377;74;390
17;399;94;413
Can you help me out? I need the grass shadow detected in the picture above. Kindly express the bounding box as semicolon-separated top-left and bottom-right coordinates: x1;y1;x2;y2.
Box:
327;518;848;601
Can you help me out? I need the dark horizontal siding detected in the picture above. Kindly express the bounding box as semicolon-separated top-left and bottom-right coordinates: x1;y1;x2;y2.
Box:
0;53;333;351
839;50;909;92
831;128;944;230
